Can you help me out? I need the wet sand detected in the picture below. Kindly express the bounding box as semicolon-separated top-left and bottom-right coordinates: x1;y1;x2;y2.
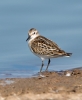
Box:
0;68;82;100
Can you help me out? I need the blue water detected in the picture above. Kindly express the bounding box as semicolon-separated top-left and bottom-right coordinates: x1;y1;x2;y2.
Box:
0;0;82;78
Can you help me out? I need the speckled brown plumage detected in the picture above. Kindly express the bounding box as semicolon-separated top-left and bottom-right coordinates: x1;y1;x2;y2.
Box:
30;36;68;57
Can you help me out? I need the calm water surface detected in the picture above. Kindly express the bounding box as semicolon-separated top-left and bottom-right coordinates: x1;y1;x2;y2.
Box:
0;0;82;78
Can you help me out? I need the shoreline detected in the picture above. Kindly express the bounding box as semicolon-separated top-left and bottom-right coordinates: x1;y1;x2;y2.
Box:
0;68;82;100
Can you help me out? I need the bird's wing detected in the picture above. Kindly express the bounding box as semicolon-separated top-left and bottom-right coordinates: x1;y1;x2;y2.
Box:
31;36;66;57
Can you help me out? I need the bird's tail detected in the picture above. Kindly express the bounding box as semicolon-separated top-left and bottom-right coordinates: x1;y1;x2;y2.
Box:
66;53;72;57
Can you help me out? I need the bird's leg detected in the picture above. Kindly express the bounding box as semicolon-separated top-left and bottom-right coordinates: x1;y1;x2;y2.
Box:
40;60;44;73
45;58;50;71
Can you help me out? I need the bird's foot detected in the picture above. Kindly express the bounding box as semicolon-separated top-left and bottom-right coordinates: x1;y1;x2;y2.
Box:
45;69;48;72
39;74;45;77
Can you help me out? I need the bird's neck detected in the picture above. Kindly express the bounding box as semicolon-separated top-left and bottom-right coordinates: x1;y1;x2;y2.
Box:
28;34;39;43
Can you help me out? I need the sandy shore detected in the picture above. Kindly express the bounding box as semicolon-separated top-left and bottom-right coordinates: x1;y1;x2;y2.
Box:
0;68;82;100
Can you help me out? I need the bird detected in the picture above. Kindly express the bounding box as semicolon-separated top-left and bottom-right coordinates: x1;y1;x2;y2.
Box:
26;28;72;73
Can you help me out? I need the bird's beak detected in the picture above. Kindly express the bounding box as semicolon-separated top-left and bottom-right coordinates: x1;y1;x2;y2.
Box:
26;36;30;41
